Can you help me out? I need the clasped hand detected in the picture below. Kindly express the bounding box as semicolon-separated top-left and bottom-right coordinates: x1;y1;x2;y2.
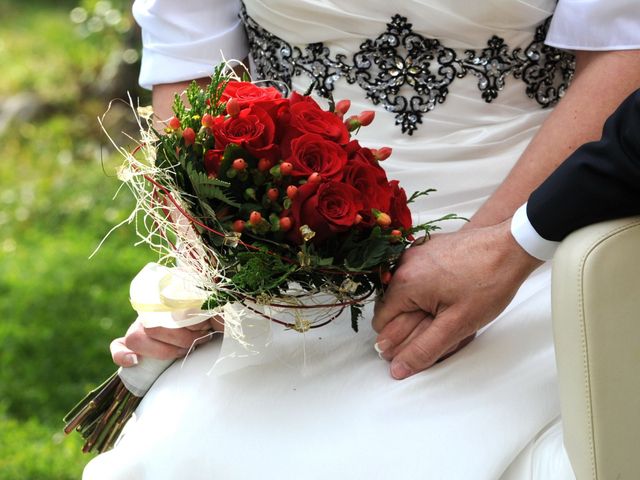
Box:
111;220;541;379
372;219;542;379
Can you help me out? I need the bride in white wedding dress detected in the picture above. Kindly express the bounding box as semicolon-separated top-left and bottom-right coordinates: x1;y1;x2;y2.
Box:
83;1;640;478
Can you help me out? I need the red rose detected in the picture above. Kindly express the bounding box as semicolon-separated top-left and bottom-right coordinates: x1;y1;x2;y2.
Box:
213;105;278;160
388;180;413;230
204;149;224;176
280;93;350;152
222;81;285;112
287;133;348;181
343;155;393;217
290;181;364;244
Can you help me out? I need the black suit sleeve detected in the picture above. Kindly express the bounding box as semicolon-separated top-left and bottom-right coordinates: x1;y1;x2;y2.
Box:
527;89;640;242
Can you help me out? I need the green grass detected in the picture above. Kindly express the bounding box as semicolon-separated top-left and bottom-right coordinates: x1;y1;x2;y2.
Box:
0;1;154;477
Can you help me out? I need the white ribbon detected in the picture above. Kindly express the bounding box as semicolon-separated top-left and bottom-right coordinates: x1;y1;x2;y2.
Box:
118;262;214;396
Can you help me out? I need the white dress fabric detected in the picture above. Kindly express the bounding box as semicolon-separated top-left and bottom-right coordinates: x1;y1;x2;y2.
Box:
83;1;593;478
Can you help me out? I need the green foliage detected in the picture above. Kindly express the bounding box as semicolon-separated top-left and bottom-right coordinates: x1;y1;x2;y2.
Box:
407;187;436;204
0;1;151;476
0;404;89;480
231;248;297;295
185;163;238;207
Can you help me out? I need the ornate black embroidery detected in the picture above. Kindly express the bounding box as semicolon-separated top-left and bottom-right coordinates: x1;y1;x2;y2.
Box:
240;8;575;135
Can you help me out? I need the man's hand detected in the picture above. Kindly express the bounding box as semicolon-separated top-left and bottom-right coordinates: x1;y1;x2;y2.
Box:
372;219;542;379
110;318;222;367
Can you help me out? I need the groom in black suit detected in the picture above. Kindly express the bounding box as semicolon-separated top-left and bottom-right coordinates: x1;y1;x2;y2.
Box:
373;89;640;379
514;88;640;260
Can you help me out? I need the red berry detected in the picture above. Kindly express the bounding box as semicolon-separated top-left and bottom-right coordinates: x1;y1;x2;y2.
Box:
345;115;360;132
168;116;180;130
358;110;375;126
335;99;351;115
286;185;298;199
249;211;262;225
226;97;241;117
373;147;392;161
258;158;272;172
381;270;393;284
376;212;392;227
308;172;321;184
267;188;279;201
279;217;293;232
232;158;247;171
182;127;196;146
354;214;363;225
232;220;245;232
280;162;293;176
201;113;214;128
391;229;402;237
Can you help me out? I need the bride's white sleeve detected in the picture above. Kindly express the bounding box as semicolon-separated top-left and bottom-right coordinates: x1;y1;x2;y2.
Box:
546;0;640;50
132;0;248;89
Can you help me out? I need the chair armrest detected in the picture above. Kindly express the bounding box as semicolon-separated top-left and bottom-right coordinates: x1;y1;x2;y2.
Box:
552;216;640;480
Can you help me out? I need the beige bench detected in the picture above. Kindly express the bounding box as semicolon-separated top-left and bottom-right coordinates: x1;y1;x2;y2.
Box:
552;217;640;479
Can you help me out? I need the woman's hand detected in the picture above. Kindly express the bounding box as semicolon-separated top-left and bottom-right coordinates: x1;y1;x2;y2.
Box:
110;318;223;367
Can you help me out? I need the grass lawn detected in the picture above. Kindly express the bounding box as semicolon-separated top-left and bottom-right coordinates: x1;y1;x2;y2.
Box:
0;1;154;477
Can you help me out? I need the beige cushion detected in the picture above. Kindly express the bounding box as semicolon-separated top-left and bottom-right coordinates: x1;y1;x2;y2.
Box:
552;216;640;480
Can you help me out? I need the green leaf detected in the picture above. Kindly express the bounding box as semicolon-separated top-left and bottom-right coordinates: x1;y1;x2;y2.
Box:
350;304;362;332
184;163;239;208
407;188;436;204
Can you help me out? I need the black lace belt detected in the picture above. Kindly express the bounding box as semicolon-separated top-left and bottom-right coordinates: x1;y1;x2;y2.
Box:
240;6;575;135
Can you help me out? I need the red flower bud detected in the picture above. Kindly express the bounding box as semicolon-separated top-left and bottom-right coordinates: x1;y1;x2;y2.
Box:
280;162;293;176
226;97;241;117
232;220;245;233
182;127;196;146
232;158;247;171
168;116;181;130
335;99;351;115
358;110;375;126
372;147;392;161
308;172;321;184
286;185;298;199
345;115;360;132
381;270;393;285
201;113;215;129
375;211;392;227
258;158;272;172
249;211;262;226
279;217;293;232
267;188;279;202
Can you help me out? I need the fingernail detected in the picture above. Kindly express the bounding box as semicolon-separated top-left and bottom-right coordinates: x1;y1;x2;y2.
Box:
391;361;412;379
125;353;139;366
374;339;391;355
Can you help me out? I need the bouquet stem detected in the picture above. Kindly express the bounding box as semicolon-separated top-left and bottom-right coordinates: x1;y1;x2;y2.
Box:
64;355;173;453
63;372;141;453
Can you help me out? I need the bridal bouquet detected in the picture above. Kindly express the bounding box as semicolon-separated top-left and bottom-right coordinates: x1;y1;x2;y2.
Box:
64;66;450;452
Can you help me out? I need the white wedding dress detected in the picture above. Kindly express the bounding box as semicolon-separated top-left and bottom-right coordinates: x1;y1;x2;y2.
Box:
83;1;586;478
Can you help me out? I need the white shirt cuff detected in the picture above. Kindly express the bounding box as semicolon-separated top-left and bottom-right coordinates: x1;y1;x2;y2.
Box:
510;203;559;262
547;0;640;51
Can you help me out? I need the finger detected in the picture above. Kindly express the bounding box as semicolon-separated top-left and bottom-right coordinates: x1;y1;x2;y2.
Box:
389;309;470;379
371;274;419;333
184;319;214;332
185;315;225;332
436;333;476;363
143;326;212;350
374;310;429;360
110;337;139;367
124;329;189;361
